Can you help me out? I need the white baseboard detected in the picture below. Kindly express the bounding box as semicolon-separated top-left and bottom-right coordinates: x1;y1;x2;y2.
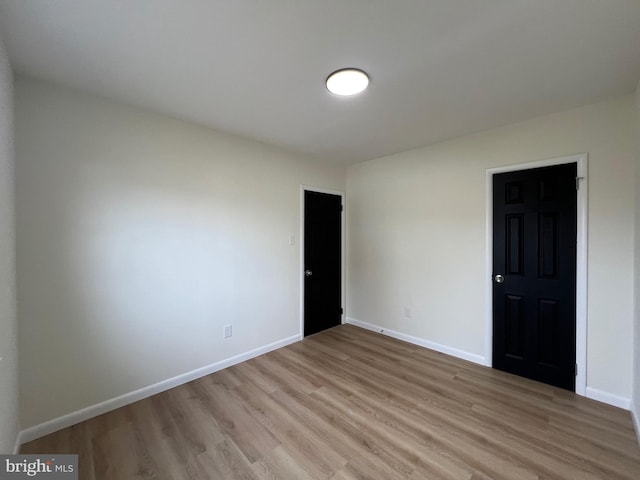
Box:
346;317;487;366
631;400;640;446
12;431;21;454
585;387;631;410
19;334;301;445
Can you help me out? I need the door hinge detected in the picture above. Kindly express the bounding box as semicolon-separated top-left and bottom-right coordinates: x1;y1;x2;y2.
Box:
340;204;344;212
576;176;584;190
340;307;344;315
575;363;578;376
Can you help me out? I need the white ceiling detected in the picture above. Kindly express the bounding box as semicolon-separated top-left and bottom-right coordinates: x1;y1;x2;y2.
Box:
1;1;639;164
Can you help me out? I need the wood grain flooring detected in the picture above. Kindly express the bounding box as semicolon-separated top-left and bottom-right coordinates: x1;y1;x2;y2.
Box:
21;324;640;479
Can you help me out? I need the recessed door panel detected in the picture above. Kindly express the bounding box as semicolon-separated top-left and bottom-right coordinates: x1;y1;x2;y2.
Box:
505;295;524;359
506;214;524;275
505;181;524;204
538;298;560;368
538;213;558;279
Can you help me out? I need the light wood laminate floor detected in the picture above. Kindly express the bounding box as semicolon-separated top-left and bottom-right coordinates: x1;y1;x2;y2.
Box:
22;324;640;479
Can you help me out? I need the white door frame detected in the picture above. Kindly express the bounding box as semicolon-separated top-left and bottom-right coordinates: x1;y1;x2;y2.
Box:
300;185;346;337
485;153;588;396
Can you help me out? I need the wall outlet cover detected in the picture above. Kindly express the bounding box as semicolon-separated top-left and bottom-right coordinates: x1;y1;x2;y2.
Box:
224;325;232;338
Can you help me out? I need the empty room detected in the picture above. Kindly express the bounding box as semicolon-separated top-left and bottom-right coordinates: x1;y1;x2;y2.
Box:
1;1;640;479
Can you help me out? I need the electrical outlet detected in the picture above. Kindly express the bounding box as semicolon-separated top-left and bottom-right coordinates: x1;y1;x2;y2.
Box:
223;325;232;338
403;307;412;318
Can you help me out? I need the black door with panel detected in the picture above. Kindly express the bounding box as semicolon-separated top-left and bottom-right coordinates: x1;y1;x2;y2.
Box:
304;191;342;336
493;163;577;391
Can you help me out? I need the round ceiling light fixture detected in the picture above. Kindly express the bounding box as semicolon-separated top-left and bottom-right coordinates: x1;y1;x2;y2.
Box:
326;68;369;96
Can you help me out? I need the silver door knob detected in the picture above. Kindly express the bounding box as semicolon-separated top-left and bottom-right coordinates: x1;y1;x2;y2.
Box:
305;269;313;277
494;274;504;283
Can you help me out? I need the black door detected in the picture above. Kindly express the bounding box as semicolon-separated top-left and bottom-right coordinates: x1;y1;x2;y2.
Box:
304;191;342;336
493;163;577;391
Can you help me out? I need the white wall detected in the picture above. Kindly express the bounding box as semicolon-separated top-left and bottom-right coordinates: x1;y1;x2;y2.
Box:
347;95;636;403
0;30;19;453
15;77;345;430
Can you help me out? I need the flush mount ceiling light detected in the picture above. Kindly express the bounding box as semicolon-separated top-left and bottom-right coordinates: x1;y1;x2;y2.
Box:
326;68;369;96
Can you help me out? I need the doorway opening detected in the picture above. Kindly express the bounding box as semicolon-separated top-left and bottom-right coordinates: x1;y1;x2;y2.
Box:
301;187;345;337
486;154;587;394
